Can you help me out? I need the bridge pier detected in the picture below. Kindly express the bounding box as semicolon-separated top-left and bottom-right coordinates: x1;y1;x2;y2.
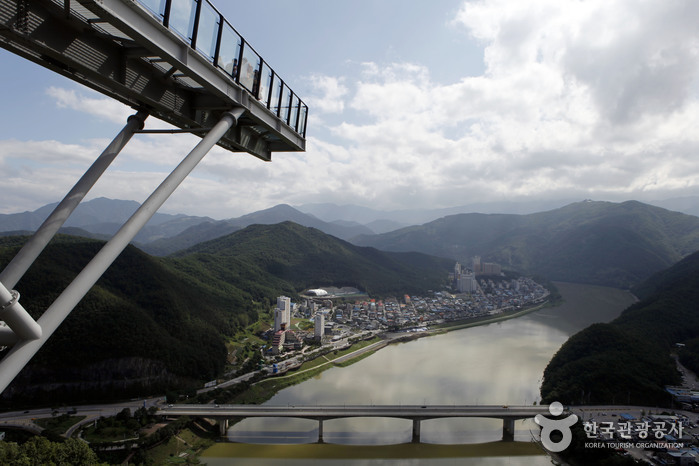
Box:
318;419;324;443
502;418;515;441
412;419;421;443
219;419;229;437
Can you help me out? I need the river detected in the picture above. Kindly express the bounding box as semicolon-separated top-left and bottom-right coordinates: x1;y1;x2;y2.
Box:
202;282;637;465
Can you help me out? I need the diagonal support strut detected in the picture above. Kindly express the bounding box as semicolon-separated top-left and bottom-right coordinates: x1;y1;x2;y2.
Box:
0;108;245;395
0;109;148;347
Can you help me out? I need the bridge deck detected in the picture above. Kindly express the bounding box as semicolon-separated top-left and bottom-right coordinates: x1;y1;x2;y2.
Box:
158;404;550;421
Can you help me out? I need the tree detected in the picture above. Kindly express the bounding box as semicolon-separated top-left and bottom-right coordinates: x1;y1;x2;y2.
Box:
0;436;102;465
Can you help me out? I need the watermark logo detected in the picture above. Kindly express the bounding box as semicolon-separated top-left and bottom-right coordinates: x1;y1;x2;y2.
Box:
535;401;578;452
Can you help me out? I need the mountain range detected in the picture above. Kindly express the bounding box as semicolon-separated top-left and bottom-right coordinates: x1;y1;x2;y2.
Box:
353;200;699;288
2;197;699;288
141;204;374;255
2;193;699;405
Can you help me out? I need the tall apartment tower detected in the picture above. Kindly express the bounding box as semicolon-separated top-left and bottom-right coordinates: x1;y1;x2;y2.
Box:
274;296;291;331
458;272;477;293
472;256;481;274
314;313;325;340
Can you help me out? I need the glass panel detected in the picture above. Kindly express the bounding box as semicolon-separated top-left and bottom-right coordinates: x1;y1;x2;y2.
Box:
169;0;197;42
258;63;272;107
217;22;242;78
298;104;308;137
270;76;282;116
239;43;261;94
280;84;292;123
136;0;166;18
289;94;300;131
195;1;220;61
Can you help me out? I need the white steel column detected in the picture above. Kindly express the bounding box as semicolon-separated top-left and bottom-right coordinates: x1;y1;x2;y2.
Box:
0;108;244;394
0;110;148;289
0;110;147;347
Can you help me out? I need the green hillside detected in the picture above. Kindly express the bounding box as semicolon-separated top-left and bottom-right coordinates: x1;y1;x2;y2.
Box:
0;235;268;406
0;223;450;405
353;200;699;288
541;249;699;406
176;221;452;296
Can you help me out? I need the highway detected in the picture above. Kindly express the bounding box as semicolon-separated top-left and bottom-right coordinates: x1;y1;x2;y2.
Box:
0;397;163;437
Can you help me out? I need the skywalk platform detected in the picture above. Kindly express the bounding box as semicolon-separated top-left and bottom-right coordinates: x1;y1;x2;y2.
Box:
0;0;307;160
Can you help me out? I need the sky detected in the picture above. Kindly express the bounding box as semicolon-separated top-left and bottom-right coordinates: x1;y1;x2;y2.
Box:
1;0;699;219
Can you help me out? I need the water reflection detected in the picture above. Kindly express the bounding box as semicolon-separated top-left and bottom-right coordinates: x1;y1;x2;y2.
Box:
204;455;552;466
212;283;636;462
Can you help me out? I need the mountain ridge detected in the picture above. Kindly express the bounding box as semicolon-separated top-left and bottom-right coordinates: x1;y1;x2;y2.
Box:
352;200;699;288
541;247;699;406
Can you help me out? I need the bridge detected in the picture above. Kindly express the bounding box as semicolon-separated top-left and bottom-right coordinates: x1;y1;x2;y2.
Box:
158;404;550;443
0;0;307;394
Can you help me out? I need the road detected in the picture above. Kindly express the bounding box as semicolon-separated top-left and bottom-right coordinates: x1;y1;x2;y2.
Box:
0;397;163;437
158;404;549;421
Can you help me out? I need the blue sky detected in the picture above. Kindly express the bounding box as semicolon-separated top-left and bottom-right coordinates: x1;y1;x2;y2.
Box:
1;0;699;219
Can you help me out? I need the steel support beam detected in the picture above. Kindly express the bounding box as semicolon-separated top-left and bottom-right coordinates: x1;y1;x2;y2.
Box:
0;110;148;290
0;108;244;395
0;110;147;348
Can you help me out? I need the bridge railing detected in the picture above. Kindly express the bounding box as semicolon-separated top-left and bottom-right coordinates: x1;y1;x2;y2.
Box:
135;0;308;138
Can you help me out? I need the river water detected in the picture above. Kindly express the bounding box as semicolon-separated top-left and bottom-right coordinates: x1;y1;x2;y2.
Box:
202;282;637;465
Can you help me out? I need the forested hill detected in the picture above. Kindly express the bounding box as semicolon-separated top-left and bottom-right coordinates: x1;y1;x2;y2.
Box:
0;223;450;405
0;235;270;406
175;221;452;296
353;200;699;288
541;249;699;406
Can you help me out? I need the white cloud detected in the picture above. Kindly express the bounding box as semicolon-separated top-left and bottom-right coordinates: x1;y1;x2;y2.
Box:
5;0;699;217
305;75;349;114
46;87;133;124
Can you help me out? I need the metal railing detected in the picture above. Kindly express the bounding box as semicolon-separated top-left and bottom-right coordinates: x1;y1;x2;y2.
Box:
135;0;308;138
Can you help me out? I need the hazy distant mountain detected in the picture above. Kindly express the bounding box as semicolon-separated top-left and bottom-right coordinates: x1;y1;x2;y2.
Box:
296;199;577;227
0;199;374;256
231;204;373;238
365;219;411;234
353;200;699;288
142;204;375;255
0;197;213;244
648;196;699;217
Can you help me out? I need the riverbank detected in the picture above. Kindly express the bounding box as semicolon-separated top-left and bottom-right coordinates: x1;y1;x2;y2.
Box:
432;300;552;333
199;282;637;464
202;441;544;461
208;296;555;407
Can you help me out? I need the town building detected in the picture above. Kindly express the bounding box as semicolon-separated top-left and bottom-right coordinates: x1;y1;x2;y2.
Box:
274;296;291;332
457;272;478;293
314;312;325;340
271;330;286;354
